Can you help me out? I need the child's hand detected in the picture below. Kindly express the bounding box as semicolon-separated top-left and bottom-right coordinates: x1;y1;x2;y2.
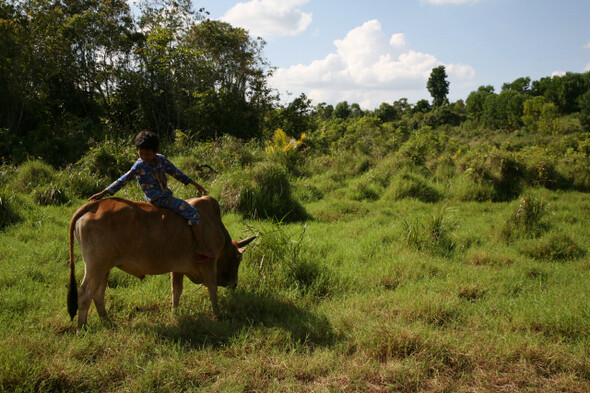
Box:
89;190;108;201
193;182;208;196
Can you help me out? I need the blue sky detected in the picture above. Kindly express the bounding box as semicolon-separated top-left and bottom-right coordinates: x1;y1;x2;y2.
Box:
198;0;590;109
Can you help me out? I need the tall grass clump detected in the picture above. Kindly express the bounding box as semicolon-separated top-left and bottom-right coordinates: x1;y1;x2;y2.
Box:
451;173;496;202
0;193;20;228
402;206;457;256
217;162;307;222
76;139;135;180
383;166;442;203
55;165;107;199
454;147;523;201
32;185;68;206
520;233;585;261
12;160;56;192
500;194;549;240
245;221;332;298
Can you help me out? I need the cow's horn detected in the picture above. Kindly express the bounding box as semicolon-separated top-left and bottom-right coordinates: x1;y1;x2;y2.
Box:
237;235;257;248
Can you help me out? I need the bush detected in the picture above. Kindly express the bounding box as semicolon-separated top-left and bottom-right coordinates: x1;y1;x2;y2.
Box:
383;167;442;203
456;147;523;201
521;233;584;261
217;162;307;222
402;207;457;257
347;173;383;201
293;181;324;203
0;193;20;229
56;165;107;199
245;221;333;297
501;195;548;240
451;174;496;202
13;160;56;192
76;140;135;181
32;185;68;206
521;150;561;189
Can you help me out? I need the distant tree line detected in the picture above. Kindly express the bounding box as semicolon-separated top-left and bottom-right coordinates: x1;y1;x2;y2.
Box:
1;0;589;166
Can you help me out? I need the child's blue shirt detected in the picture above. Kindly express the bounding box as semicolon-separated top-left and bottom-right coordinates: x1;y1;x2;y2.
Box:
106;154;192;203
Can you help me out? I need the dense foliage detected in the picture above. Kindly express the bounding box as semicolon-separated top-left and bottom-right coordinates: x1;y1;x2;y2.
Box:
2;0;589;169
0;0;272;166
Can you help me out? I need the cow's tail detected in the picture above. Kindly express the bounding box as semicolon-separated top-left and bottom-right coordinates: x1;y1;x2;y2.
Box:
68;202;96;320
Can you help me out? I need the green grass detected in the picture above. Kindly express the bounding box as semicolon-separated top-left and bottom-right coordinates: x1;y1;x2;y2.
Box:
1;156;590;392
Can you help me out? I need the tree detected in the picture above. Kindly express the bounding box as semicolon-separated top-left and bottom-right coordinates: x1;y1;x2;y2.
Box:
466;85;495;122
374;102;398;122
413;99;431;114
579;90;590;131
334;101;351;119
427;65;449;108
502;77;531;94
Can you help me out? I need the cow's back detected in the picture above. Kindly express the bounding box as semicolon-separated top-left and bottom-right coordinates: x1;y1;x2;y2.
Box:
74;198;202;276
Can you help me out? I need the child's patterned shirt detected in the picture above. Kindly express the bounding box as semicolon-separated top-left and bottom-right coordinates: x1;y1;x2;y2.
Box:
106;154;192;203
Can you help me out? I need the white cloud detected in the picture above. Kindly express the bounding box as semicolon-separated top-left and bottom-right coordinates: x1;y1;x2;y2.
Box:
552;70;566;77
221;0;312;38
583;41;590;49
585;63;590;72
270;19;475;108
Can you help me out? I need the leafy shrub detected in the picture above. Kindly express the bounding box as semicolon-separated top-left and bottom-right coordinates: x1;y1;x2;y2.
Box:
521;149;561;189
521;233;584;261
13;160;56;192
383;167;442;203
501;195;548;240
402;207;457;256
397;126;443;166
32;185;68;206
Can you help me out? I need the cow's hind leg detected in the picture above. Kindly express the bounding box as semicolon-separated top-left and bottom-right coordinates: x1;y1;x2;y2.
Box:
93;271;110;320
171;272;184;309
78;269;109;329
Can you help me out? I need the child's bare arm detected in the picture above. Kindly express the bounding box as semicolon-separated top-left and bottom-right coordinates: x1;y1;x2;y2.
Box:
89;190;110;201
189;180;207;196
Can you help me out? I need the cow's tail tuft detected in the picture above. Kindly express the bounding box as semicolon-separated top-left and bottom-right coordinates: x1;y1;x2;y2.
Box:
67;206;83;320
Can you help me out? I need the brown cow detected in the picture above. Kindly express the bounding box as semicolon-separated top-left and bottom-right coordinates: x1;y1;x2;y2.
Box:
67;196;255;329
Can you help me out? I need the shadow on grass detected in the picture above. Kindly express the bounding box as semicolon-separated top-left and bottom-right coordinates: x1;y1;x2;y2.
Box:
144;288;335;350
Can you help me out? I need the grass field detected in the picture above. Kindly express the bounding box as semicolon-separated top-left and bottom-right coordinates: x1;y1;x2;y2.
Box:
1;136;590;391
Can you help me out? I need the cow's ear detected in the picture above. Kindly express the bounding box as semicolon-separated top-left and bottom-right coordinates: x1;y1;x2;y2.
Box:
237;235;256;253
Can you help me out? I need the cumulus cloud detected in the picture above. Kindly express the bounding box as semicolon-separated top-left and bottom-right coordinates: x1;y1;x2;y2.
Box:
270;19;475;108
222;0;312;38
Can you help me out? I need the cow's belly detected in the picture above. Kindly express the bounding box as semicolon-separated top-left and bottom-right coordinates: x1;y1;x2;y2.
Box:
115;254;194;277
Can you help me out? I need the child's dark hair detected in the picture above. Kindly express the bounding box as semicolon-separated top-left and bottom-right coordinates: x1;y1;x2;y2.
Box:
134;131;159;151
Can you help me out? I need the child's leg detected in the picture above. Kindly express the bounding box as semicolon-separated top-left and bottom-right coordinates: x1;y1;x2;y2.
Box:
153;197;214;262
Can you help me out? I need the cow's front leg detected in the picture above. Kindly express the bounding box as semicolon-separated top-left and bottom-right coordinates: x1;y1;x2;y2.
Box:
206;284;219;318
202;268;220;317
171;272;184;309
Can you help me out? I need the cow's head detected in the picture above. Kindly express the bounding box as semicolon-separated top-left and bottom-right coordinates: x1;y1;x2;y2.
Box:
217;236;257;288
